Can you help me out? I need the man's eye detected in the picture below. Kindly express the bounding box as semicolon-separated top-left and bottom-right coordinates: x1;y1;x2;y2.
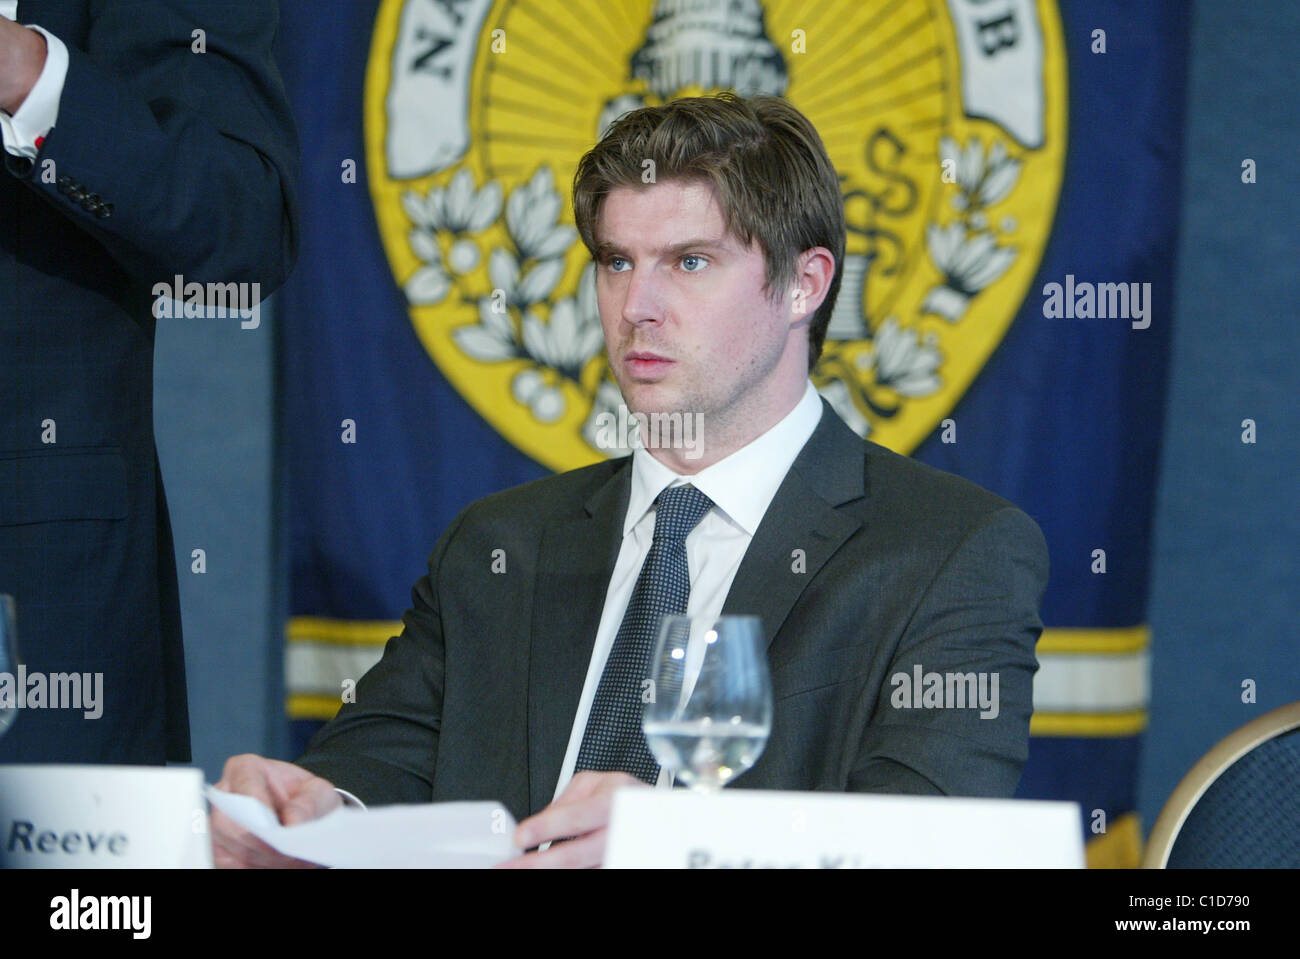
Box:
606;256;629;272
681;255;708;272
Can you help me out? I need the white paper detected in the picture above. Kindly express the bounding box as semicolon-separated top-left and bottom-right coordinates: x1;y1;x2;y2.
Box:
205;786;517;868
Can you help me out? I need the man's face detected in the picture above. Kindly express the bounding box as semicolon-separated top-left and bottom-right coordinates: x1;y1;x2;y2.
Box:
594;179;801;437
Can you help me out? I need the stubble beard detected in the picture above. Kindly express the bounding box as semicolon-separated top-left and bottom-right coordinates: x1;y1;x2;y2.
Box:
621;340;790;462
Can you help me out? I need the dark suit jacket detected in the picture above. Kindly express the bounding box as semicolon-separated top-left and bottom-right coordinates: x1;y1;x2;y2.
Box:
298;401;1050;821
0;1;297;763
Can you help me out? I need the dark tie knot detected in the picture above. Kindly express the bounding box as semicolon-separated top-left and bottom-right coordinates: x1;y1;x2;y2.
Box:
652;485;714;543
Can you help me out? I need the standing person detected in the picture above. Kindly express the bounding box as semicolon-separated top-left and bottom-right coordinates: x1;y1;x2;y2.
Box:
0;2;298;763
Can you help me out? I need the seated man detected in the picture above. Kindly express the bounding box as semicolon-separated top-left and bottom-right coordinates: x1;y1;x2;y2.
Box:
213;92;1049;869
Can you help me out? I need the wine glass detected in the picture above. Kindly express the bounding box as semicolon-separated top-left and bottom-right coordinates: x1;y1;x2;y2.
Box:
642;614;772;793
0;594;18;739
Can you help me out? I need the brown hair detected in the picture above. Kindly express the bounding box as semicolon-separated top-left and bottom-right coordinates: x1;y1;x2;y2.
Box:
572;92;845;370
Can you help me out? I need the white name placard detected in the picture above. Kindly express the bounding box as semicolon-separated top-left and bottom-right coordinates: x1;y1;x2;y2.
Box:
605;789;1084;868
0;765;211;868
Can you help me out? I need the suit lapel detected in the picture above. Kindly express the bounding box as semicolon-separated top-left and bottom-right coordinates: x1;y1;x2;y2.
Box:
721;400;867;650
526;461;631;814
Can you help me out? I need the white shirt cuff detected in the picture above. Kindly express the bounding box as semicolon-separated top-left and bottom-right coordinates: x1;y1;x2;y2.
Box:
335;787;366;809
0;25;68;159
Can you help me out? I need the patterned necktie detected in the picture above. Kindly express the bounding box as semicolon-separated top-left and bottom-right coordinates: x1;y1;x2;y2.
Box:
575;484;715;785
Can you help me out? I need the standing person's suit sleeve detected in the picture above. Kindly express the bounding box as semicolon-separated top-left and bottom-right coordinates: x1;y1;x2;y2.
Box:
5;0;298;288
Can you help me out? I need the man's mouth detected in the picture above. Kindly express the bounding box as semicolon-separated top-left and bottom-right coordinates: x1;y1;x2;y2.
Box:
624;351;674;378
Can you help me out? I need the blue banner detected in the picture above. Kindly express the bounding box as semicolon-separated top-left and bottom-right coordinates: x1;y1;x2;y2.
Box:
276;0;1187;866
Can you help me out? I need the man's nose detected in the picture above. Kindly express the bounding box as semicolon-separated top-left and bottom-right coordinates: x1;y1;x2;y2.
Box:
620;265;665;327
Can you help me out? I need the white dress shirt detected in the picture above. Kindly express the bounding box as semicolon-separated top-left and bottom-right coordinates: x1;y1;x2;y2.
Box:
551;380;824;798
0;5;69;158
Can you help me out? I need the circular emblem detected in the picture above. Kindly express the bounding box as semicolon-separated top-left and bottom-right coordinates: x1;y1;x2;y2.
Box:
365;0;1067;469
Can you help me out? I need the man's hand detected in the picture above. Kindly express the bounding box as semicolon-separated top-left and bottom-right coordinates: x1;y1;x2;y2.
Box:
0;19;47;114
496;771;649;869
210;753;342;869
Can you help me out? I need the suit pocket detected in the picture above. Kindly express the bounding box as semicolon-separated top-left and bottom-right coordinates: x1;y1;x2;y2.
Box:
770;644;874;701
0;447;128;526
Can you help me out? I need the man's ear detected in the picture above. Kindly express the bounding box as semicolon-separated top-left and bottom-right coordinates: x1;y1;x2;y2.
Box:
788;247;836;324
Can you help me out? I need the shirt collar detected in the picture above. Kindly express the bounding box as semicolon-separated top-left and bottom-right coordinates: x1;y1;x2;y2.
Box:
625;380;824;537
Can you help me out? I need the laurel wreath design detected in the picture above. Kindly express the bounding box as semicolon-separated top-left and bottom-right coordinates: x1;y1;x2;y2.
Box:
815;135;1023;438
401;136;1022;448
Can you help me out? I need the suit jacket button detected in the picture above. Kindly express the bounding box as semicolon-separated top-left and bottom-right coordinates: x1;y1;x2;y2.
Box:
80;193;101;211
95;203;113;219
